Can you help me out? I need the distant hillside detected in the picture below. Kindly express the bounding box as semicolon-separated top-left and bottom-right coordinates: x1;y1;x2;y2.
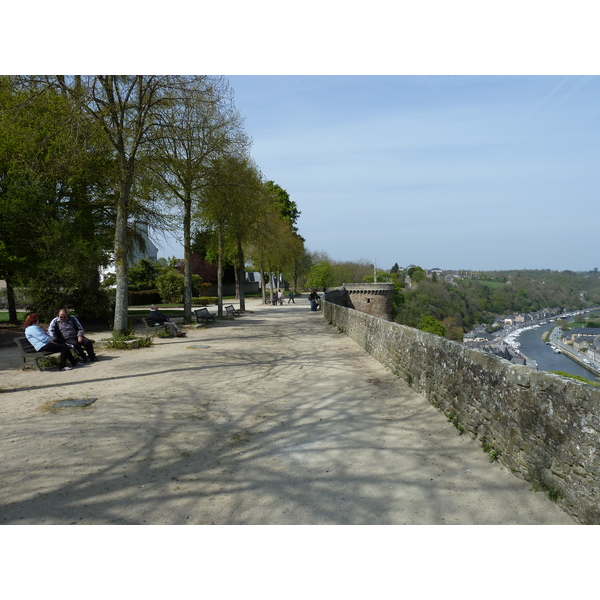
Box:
393;270;600;341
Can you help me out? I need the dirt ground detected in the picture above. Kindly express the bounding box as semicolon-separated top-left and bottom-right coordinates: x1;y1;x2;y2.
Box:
0;298;576;524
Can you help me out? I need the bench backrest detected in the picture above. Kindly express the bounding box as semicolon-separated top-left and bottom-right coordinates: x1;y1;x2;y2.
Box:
15;337;37;354
195;308;209;315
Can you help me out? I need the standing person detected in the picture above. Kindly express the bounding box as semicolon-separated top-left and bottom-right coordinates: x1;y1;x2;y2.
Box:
309;289;320;312
288;290;295;304
279;290;284;305
272;290;278;306
24;313;79;371
48;308;98;362
149;305;186;337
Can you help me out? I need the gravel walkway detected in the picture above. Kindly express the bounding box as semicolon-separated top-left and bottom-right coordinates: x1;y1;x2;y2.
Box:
0;298;575;524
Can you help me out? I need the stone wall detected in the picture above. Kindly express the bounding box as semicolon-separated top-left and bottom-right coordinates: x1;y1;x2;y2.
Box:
323;300;600;524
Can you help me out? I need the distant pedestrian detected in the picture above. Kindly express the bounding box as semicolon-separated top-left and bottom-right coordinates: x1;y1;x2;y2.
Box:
278;290;284;305
288;290;295;304
309;289;320;312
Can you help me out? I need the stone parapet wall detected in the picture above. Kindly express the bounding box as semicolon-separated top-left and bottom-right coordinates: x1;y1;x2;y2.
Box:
323;300;600;524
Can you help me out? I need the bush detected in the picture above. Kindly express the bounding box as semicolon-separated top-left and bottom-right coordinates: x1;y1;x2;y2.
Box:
156;269;184;304
192;297;218;306
128;290;161;306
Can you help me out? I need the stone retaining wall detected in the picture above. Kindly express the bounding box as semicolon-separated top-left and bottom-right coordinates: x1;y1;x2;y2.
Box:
323;300;600;524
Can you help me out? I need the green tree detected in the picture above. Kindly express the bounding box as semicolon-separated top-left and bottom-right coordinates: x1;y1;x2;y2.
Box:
265;180;301;235
0;77;115;322
419;315;446;337
156;269;185;304
128;258;160;290
152;76;247;323
307;261;334;289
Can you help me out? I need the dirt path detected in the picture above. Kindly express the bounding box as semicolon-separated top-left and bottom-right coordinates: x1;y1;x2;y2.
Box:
0;299;575;524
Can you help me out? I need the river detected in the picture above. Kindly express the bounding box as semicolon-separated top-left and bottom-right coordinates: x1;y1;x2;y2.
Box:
515;322;595;379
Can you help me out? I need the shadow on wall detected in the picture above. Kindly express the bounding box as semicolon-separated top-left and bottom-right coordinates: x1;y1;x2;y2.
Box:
323;300;600;525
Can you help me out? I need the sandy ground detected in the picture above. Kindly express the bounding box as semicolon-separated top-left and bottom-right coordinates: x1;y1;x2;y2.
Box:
0;298;576;525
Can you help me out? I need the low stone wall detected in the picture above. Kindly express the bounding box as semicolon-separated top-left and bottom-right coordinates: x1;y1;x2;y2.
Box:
323;301;600;524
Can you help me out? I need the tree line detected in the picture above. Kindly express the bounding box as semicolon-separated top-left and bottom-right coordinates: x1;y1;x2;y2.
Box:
0;75;307;331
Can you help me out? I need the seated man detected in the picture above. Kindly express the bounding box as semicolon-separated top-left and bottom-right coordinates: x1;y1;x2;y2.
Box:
48;308;98;362
149;304;186;337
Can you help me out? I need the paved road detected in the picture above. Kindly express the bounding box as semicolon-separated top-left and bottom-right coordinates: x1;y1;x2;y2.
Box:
0;299;575;524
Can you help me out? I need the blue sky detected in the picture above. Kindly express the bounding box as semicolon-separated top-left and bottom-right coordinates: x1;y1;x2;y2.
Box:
161;75;600;272
10;4;598;273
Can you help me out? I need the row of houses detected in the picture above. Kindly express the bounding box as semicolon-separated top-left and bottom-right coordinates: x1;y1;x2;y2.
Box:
562;327;600;364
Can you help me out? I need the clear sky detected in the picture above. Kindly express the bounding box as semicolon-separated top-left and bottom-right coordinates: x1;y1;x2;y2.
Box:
8;4;599;273
169;75;599;272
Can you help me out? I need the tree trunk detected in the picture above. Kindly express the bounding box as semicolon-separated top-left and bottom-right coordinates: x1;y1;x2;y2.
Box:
216;226;223;317
113;178;130;334
183;195;193;323
5;277;18;324
236;239;246;311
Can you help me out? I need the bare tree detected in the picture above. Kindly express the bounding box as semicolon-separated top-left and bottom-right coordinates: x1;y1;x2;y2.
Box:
56;75;177;333
152;76;248;322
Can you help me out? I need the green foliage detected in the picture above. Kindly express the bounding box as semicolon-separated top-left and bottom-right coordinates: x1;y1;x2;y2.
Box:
128;290;161;306
549;371;599;386
446;412;465;435
128;258;160;291
394;269;600;339
156;269;184;304
192;296;218;306
408;266;426;283
265;180;301;233
106;333;153;350
307;261;334;289
418;315;446;337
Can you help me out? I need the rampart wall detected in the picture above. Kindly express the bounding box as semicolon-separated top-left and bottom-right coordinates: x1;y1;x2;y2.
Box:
323;300;600;524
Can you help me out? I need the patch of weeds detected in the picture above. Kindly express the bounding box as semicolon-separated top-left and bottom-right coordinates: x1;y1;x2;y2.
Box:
550;371;599;386
445;412;465;435
38;356;60;370
531;480;560;502
337;326;345;334
488;449;499;463
106;333;153;350
406;373;413;388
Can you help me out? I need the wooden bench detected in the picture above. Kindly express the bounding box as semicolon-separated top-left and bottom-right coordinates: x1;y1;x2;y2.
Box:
142;317;172;336
14;337;59;371
194;307;216;324
224;304;241;317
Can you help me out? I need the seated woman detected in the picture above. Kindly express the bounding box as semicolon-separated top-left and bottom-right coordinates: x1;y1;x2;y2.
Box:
24;313;80;372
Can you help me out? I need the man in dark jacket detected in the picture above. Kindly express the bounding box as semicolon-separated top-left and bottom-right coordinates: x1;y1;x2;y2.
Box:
48;308;98;362
149;305;186;337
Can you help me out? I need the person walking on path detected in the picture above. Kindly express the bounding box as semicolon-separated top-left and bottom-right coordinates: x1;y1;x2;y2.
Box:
24;313;80;371
288;290;295;303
